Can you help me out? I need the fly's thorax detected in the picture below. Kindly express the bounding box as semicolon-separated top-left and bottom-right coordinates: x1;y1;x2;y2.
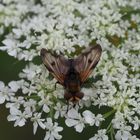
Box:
64;60;81;93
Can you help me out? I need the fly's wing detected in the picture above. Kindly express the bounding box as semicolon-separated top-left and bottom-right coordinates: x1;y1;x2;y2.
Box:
73;44;102;83
40;48;70;85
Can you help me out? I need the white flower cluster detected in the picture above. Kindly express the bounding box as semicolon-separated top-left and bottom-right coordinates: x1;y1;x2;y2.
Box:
0;0;140;139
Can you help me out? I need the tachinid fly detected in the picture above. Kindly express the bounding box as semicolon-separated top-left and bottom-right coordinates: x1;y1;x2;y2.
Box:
40;44;102;103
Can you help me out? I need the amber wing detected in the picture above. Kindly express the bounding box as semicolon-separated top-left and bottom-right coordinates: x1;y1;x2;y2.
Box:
73;44;102;83
40;48;70;85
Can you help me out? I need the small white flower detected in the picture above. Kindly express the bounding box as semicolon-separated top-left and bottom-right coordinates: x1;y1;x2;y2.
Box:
12;28;23;38
115;129;131;140
43;104;50;113
83;110;95;126
65;108;85;132
38;96;51;113
24;99;37;113
7;109;32;127
0;39;21;57
115;124;132;140
131;116;140;130
8;81;20;92
6;96;25;112
19;63;41;81
19;49;37;61
112;111;125;129
128;135;140;140
95;114;104;126
54;103;67;119
31;113;46;134
83;110;104;127
0;81;15;104
82;88;94;98
89;129;108;140
44;118;63;140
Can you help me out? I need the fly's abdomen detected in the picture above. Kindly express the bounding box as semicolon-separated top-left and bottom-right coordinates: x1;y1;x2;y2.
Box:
67;82;80;93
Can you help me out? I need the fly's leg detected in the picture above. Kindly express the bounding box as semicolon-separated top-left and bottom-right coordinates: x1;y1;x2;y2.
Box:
72;102;80;110
54;81;59;90
66;101;70;113
64;92;72;113
73;103;76;108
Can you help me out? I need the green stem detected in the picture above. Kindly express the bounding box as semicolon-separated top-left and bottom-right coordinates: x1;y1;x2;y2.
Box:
110;131;114;140
110;126;115;140
49;105;54;119
106;121;115;140
106;121;112;132
103;109;116;119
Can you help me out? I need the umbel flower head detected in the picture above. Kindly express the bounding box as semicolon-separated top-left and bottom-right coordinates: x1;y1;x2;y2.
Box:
0;0;140;140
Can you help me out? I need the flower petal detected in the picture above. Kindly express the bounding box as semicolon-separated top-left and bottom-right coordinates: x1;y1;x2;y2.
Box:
0;81;5;90
65;118;78;127
75;123;84;133
67;108;79;119
0;96;5;104
83;110;95;125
